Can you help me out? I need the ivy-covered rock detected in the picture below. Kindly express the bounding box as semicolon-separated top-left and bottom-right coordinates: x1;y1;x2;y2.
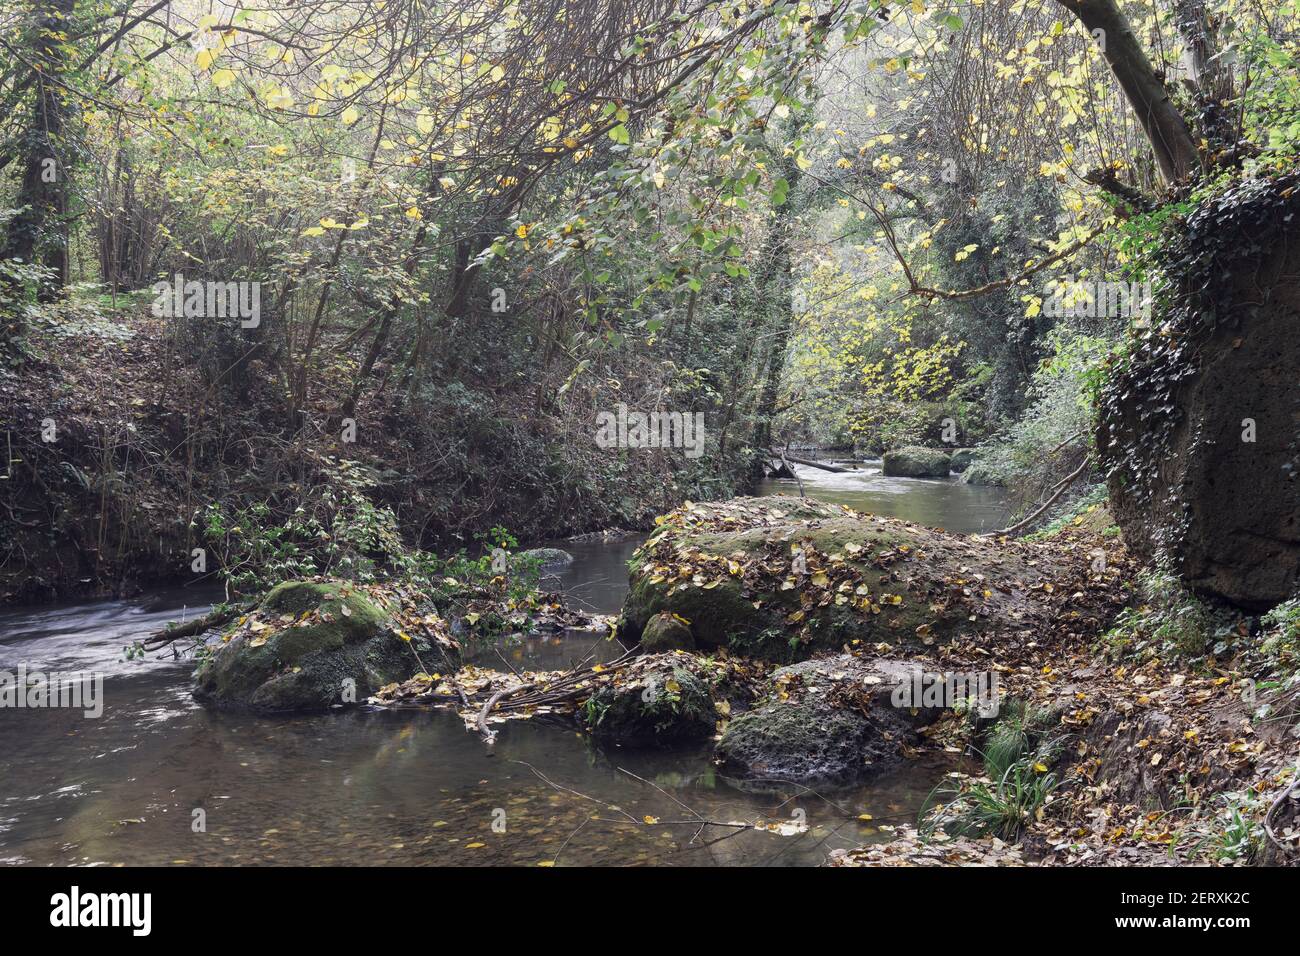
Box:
616;497;1084;662
714;656;942;783
193;579;458;712
1098;172;1300;610
582;653;718;746
882;446;952;478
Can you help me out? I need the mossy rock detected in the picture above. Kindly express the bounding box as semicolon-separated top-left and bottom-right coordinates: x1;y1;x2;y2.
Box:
640;611;695;652
882;446;952;479
617;497;1073;662
961;460;1005;486
517;548;574;568
714;656;939;783
949;448;977;473
583;654;717;747
193;580;452;713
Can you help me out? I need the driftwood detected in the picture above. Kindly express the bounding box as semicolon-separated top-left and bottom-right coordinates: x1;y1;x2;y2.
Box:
779;445;805;497
468;648;642;742
770;450;851;473
141;602;250;650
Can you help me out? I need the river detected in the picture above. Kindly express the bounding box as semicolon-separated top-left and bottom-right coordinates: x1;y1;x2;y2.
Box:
0;463;1006;866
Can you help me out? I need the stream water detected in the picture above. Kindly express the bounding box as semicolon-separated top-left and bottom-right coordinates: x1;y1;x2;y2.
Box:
0;464;1007;867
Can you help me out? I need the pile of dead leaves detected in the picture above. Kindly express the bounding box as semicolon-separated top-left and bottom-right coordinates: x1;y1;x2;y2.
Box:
828;827;1026;867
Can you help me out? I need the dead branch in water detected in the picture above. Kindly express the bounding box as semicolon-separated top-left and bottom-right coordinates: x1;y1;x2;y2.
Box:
142;602;251;649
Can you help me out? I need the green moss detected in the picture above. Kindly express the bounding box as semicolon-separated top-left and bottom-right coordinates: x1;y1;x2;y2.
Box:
194;579;434;712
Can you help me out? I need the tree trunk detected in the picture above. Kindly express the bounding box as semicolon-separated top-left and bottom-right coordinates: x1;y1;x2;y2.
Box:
1;0;76;308
1055;0;1201;184
748;145;803;482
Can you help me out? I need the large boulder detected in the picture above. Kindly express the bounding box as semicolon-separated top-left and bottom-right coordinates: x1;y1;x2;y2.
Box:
1098;173;1300;610
714;656;944;783
193;580;458;712
882;446;952;478
616;497;1089;662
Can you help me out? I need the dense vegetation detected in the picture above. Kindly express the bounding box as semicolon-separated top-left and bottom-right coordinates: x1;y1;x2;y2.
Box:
0;0;1296;606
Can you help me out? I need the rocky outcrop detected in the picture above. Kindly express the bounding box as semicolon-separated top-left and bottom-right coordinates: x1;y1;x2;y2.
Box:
1098;173;1300;609
882;446;952;478
193;580;458;712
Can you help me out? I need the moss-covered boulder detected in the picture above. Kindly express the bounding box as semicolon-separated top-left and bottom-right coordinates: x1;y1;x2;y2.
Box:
715;655;942;783
640;611;696;652
882;446;952;478
617;497;1076;662
193;580;458;712
949;448;977;473
961;460;1005;487
582;652;719;747
517;548;574;568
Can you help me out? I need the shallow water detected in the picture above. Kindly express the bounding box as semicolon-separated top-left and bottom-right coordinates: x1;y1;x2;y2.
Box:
0;468;995;867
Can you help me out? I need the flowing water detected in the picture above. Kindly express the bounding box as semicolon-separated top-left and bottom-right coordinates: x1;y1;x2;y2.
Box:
0;465;1006;867
758;459;1011;534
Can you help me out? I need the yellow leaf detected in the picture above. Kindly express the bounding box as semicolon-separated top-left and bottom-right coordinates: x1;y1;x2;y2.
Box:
341;106;360;126
643;815;659;825
211;69;235;89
